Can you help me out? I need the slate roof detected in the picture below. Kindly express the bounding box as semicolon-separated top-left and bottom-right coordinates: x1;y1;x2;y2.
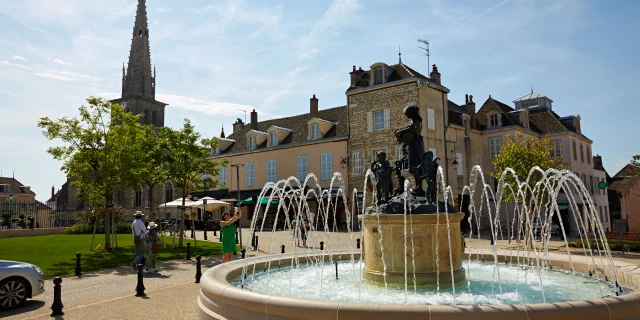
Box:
347;63;431;91
221;106;348;154
0;177;36;195
608;164;639;195
527;107;569;134
475;96;520;130
513;92;552;102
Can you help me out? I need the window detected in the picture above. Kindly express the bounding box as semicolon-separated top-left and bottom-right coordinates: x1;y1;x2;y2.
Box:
144;111;149;124
580;144;584;163
475;155;481;166
394;148;408;171
135;190;143;207
269;132;278;146
428;148;437;159
351;152;364;175
246;162;255;187
599;206;603;223
267;160;277;183
321;152;332;180
297;156;308;181
489;137;501;159
572;140;577;161
151;110;157;125
456;152;463;176
249;136;256;149
552;141;562;158
164;182;173;202
587;146;591;165
374;111;385;131
374;68;383;85
490;114;499;127
220;166;227;186
311;124;321;140
212;146;220;155
605;207;609;223
427;108;436;130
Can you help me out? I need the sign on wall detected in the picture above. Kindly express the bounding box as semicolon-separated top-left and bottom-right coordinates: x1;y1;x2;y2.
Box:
613;219;627;233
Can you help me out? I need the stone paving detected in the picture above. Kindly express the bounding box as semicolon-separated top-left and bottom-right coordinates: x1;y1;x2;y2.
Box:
2;230;638;319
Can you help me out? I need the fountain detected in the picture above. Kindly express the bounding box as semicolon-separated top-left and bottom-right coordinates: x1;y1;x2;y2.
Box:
197;107;640;320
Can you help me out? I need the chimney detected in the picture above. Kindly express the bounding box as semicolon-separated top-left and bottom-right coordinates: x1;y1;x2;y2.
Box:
349;65;358;87
310;94;319;117
51;185;55;200
232;118;244;133
250;109;258;130
573;115;581;134
430;64;441;85
466;94;477;129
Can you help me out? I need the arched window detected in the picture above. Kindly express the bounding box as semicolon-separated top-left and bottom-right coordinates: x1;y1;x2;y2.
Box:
139;29;142;36
135;189;143;207
143;110;149;124
164;181;174;203
151;110;157;126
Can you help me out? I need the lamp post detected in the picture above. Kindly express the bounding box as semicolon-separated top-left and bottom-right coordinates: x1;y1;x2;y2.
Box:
231;164;245;249
9;193;14;229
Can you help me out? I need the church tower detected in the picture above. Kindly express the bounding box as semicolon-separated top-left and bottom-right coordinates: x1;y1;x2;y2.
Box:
111;0;167;127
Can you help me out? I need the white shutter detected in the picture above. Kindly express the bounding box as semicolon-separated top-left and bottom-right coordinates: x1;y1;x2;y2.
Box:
384;108;390;130
367;112;373;132
427;108;435;130
429;148;437;159
456;152;463;176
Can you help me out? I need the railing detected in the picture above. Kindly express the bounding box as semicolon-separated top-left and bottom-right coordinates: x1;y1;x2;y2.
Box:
0;200;86;230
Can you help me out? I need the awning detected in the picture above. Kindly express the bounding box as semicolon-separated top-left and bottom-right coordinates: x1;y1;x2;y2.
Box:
235;196;279;207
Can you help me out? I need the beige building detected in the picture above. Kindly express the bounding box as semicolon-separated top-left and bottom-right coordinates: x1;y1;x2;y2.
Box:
208;96;350;229
608;164;640;233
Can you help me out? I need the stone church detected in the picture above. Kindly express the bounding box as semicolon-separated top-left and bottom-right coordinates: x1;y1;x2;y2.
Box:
51;0;182;219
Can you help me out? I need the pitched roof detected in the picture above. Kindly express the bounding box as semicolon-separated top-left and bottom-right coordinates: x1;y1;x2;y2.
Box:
513;92;552;102
347;63;431;91
221;106;348;154
527;107;569;134
608;164;639;195
0;177;36;195
475;96;520;130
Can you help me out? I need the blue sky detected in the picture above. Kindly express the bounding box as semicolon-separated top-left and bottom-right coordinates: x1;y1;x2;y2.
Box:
0;0;638;199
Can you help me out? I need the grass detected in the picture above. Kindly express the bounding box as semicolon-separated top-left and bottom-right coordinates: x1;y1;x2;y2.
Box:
0;234;228;277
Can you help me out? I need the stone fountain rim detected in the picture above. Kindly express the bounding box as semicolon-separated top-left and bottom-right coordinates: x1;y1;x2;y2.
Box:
198;249;640;320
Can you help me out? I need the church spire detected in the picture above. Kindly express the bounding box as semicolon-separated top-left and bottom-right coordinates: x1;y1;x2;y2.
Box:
220;125;226;138
122;0;154;100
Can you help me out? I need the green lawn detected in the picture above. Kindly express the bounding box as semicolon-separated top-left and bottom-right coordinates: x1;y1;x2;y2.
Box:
0;234;228;277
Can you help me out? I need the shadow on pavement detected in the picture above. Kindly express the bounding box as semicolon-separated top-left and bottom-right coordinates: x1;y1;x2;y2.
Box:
0;300;46;318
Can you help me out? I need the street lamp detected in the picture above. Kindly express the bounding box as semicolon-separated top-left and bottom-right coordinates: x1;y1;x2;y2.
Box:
231;164;245;249
340;156;349;170
451;159;459;171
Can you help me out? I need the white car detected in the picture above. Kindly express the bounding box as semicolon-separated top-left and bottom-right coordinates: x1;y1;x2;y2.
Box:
0;260;45;310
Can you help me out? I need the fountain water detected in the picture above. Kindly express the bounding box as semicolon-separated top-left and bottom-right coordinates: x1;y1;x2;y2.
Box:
197;166;640;320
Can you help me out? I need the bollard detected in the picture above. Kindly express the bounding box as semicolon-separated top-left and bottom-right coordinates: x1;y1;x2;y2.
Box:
214;228;217;236
334;261;338;280
204;225;208;240
281;244;285;254
254;236;259;251
74;252;82;277
186;242;192;260
320;241;324;251
356;238;360;249
50;277;64;316
135;264;146;296
241;248;246;259
195;255;202;283
235;231;239;244
490;233;494;245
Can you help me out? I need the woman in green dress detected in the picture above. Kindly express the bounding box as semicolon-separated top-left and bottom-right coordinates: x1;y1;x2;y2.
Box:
220;209;242;263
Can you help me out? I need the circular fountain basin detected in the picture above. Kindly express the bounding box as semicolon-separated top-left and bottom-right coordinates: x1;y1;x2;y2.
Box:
198;250;640;320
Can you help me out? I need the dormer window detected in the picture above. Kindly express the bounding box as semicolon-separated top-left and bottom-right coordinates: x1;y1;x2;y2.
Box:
269;132;278;147
249;136;256;149
311;124;321;140
490;114;499;127
374;68;383;85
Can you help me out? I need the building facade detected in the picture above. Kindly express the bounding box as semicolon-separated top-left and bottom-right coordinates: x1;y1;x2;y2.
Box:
208;96;350;229
608;164;640;233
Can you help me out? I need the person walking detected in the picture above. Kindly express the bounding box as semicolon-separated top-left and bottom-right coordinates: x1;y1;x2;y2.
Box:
220;209;242;263
131;211;148;271
144;222;165;273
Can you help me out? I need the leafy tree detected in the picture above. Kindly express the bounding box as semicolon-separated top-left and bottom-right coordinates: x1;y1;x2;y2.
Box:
38;97;145;249
132;125;169;220
490;132;568;243
161;119;227;247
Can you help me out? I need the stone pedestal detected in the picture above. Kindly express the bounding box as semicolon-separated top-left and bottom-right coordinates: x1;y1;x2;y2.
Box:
360;212;465;287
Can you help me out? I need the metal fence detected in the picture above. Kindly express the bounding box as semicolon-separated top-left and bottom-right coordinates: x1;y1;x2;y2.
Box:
0;200;86;230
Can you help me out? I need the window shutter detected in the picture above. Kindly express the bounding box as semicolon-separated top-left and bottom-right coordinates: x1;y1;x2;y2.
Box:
384;108;390;130
367;112;373;132
456;152;463;176
427;108;435;130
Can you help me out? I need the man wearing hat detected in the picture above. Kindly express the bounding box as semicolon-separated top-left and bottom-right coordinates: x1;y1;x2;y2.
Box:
131;211;148;271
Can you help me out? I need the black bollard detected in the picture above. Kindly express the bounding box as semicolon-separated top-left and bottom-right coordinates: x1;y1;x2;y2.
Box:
50;277;64;316
191;226;195;239
204;225;208;240
214;228;217;236
281;244;285;254
334;261;338;280
490;233;494;245
186;242;192;260
135;264;146;296
254;236;259;251
241;248;246;259
356;238;361;249
195;255;202;283
74;252;82;277
235;231;239;244
320;241;324;250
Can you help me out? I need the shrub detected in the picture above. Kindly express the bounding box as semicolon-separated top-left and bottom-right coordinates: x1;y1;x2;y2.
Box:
65;222;131;234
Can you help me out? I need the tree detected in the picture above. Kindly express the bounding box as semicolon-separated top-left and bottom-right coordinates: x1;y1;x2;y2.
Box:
490;132;568;244
132;125;169;221
38;97;145;250
162;119;227;247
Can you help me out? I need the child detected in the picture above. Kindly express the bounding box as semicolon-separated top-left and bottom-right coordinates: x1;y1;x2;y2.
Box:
145;222;165;273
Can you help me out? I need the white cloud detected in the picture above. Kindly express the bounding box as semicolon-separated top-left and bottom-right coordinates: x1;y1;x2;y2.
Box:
0;60;32;70
12;55;27;61
158;94;254;117
35;69;101;82
53;58;73;66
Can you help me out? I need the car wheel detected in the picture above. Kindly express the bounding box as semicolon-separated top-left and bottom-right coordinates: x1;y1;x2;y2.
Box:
0;277;29;310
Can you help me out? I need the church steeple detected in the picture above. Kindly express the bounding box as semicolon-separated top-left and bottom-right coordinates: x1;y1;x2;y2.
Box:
220;125;226;138
122;0;154;100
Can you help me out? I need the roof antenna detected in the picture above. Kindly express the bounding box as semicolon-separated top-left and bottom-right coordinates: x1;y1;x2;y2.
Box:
398;46;402;64
531;86;534;94
418;39;430;70
240;110;247;123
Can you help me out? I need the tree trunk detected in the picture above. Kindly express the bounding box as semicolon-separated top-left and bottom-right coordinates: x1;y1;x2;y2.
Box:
104;209;112;250
147;184;156;221
90;207;98;251
179;191;186;247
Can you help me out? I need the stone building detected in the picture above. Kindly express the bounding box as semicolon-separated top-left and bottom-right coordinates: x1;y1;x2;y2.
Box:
53;0;182;219
207;97;350;229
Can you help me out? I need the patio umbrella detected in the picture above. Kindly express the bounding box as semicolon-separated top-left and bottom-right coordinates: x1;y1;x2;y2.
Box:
158;198;195;208
187;196;229;211
235;196;279;207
